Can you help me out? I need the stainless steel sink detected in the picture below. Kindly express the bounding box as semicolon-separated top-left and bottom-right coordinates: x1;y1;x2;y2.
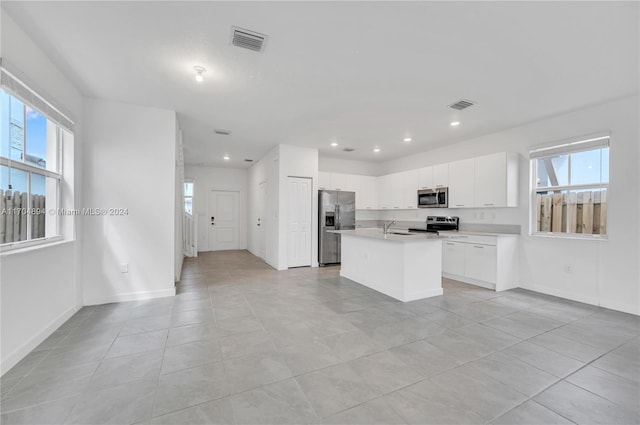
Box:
389;231;416;235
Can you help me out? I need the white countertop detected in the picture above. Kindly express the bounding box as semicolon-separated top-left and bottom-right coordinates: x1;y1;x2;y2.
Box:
330;228;449;243
438;230;520;237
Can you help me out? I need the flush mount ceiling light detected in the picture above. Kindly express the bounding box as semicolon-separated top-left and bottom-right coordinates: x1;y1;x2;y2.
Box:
223;155;230;160
373;148;381;153
404;137;412;142
330;142;338;147
193;66;206;82
450;121;461;126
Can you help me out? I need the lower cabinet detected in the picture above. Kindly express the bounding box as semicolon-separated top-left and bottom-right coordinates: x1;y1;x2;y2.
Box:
441;235;518;291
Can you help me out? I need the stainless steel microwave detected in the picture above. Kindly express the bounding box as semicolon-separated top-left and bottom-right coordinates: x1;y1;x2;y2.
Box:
417;188;448;208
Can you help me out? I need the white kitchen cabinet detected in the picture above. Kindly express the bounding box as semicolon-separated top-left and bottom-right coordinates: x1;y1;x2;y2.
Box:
318;172;331;190
442;241;465;276
330;173;347;191
402;169;419;209
464;243;497;283
448;158;475;208
390;173;403;209
378;174;392;209
441;234;518;291
358;175;379;209
418;166;433;189
474;152;519;207
345;174;360;193
433;163;449;188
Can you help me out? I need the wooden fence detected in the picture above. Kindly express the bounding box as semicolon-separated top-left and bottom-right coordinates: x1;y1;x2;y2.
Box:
537;190;607;235
0;189;46;244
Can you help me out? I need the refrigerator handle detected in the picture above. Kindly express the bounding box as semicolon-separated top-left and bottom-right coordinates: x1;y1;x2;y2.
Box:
335;204;340;229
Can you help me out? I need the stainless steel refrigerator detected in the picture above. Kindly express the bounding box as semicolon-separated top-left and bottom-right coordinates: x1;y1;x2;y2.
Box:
318;190;356;266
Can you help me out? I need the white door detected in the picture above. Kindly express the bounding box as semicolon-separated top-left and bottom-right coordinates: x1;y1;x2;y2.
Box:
287;177;312;268
208;190;240;251
256;181;267;260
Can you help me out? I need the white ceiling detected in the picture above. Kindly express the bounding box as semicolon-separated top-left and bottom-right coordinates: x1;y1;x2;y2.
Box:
3;1;638;168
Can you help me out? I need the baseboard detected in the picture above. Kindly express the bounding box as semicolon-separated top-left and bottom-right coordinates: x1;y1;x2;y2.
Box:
1;305;78;376
442;273;496;290
404;288;443;302
84;287;176;306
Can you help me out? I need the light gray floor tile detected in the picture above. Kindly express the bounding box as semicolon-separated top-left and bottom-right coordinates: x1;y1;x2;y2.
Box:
224;352;292;393
65;378;156;425
424;310;475;329
1;351;51;381
216;315;264;337
501;340;585;378
592;339;640;382
430;366;528;421
484;310;564;339
229;378;319;425
324;397;407;425
279;339;343;375
219;329;277;360
154;362;228;417
465;351;559;397
161;339;221;374
384;380;484;425
120;314;172;336
424;330;494;363
390;340;463;378
296;363;379;418
550;323;635;351
0;372;91;413
171;308;215;328
105;329;168;359
0;395;77;425
151;398;235;425
266;322;318;348
451;323;521;350
320;329;380;361
566;365;640;414
528;331;609;363
491;400;574;425
535;380;639;425
349;350;424;394
90;350;163;390
166;323;218;347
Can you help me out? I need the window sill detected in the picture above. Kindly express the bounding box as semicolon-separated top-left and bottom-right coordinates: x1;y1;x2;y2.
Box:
0;236;72;256
530;232;608;242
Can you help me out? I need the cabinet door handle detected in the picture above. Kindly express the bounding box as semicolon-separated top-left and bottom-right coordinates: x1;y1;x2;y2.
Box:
484;203;494;206
455;204;464;207
394;207;399;209
446;242;455;246
473;245;484;248
435;185;445;187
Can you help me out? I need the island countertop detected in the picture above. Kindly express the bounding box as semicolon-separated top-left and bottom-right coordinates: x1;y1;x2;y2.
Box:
330;228;454;243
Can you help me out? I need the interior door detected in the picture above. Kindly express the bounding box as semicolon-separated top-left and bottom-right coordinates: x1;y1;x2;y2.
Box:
287;177;312;268
256;181;267;260
208;190;240;251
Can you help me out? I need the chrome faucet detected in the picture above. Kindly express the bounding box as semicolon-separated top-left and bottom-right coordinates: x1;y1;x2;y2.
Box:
383;220;396;235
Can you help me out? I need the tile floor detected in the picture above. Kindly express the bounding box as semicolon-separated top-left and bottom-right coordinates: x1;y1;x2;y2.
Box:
1;250;639;424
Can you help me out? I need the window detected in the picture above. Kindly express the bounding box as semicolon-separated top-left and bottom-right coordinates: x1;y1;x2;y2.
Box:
0;86;68;247
184;181;193;215
530;135;609;237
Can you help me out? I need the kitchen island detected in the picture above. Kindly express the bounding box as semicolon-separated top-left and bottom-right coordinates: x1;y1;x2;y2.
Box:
331;228;448;302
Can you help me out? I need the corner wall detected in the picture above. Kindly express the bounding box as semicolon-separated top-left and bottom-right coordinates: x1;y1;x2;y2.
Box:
0;11;84;374
82;99;177;305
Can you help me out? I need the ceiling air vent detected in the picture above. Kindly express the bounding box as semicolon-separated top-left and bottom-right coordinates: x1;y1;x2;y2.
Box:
244;159;254;162
449;99;475;110
343;148;355;152
231;27;267;52
214;129;231;135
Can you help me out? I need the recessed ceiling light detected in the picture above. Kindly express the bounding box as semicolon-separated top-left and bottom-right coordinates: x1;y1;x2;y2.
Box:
330;142;338;147
404;137;412;142
194;66;206;82
223;155;230;160
373;148;381;153
450;121;461;127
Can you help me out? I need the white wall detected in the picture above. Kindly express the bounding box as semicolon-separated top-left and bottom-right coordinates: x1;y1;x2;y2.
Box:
248;146;280;268
174;123;184;281
319;156;380;176
0;11;84;374
82;98;176;305
380;96;640;314
184;165;248;252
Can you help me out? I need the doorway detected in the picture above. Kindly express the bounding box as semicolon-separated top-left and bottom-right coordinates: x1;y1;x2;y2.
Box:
287;177;312;268
256;181;267;260
208;190;240;251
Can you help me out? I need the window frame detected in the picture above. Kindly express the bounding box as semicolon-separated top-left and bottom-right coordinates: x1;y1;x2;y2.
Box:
1;82;68;252
184;179;194;216
529;133;610;240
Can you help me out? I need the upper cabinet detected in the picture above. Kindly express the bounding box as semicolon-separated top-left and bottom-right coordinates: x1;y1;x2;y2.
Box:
319;151;518;210
433;163;449;188
474;152;519;208
448;158;476;208
449;152;519;208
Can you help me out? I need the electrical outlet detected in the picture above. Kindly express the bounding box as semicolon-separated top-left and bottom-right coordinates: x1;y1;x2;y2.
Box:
120;263;129;273
564;264;573;274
